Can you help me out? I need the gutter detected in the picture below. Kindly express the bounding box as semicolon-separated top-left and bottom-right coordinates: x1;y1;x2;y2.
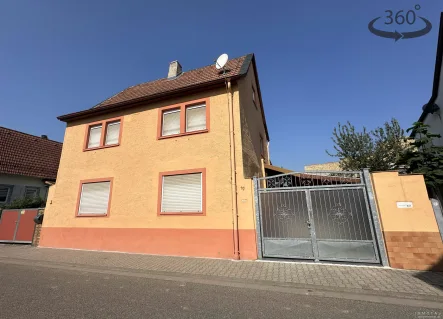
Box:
227;79;240;260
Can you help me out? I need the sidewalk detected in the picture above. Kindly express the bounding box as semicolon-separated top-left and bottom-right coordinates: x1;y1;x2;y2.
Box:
1;244;442;299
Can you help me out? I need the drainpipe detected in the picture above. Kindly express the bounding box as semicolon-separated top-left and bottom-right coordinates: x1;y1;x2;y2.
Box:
227;79;240;260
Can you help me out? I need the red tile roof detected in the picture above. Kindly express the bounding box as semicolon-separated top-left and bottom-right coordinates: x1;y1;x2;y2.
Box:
57;53;269;140
94;54;249;109
57;54;253;122
0;127;63;180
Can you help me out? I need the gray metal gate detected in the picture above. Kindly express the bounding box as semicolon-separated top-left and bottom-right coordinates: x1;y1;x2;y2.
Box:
254;170;387;264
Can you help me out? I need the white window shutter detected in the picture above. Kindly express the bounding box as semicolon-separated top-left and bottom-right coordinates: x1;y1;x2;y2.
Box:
162;110;180;136
105;121;120;145
78;182;111;215
88;125;102;148
186;105;206;132
162;173;202;213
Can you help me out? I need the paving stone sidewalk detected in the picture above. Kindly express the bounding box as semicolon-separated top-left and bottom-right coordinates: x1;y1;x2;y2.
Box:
1;244;442;298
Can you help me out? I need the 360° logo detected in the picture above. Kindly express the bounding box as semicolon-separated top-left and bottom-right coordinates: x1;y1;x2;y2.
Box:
368;5;432;41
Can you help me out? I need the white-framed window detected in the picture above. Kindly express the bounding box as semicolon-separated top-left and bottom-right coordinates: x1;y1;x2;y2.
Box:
0;185;13;204
24;187;40;198
186;104;206;133
160;171;204;214
162;109;181;136
105;121;121;145
77;180;112;216
88;125;102;148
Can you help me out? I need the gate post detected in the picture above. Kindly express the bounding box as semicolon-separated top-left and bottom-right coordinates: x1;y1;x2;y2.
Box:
363;169;389;267
253;176;263;259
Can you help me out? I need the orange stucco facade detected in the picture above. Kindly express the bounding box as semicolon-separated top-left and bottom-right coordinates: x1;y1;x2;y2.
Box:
40;66;269;260
371;172;443;271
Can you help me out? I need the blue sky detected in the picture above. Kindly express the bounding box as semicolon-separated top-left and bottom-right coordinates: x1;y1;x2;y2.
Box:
1;0;442;170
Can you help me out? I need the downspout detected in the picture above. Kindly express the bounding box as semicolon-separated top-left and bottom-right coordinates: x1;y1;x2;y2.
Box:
227;79;240;260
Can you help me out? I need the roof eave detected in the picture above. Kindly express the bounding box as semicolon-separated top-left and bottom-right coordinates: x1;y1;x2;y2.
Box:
248;54;270;141
412;13;443;136
58;74;245;122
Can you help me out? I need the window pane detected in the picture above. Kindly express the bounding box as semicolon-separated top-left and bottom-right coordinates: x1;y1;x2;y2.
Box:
162;110;180;136
78;181;111;215
24;187;39;198
105;121;120;145
0;187;10;202
162;173;202;213
186;105;206;132
88;125;102;148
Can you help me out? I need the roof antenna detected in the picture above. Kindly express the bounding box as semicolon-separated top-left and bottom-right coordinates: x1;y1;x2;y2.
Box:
215;53;229;75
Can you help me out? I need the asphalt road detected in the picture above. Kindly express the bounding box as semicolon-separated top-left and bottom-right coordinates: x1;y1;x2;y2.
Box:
0;262;441;319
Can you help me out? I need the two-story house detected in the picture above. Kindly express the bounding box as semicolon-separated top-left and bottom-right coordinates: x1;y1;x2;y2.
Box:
39;54;270;260
0;127;62;206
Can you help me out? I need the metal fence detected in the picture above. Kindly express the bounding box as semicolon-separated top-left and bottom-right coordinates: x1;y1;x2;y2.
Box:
254;170;387;264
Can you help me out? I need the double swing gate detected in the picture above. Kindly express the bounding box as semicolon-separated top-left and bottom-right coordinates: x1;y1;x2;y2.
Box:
254;170;384;264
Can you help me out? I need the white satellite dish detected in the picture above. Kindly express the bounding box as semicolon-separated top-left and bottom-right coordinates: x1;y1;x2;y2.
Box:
215;53;228;70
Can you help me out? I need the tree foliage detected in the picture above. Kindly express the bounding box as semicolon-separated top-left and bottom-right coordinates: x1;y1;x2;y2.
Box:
327;119;406;171
396;122;443;190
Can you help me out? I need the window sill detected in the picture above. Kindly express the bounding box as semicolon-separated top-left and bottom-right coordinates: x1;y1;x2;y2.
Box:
158;129;208;140
83;144;120;152
159;211;205;216
76;214;108;217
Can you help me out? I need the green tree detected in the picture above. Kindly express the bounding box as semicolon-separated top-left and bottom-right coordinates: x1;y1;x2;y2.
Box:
327;118;406;171
396;122;443;198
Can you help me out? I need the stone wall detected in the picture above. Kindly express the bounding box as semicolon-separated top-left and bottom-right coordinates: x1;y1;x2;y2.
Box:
304;162;341;171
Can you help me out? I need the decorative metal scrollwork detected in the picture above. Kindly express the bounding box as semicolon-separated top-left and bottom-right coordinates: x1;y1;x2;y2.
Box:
329;203;352;225
267;175;293;188
321;178;331;185
274;204;294;221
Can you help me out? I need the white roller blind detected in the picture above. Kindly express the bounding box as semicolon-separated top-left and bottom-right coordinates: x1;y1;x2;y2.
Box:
186;105;206;132
105;121;120;145
162;110;180;136
161;173;202;213
78;181;111;215
88;125;102;148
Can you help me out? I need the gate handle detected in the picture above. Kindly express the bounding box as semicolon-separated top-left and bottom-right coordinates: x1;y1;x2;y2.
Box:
306;221;311;228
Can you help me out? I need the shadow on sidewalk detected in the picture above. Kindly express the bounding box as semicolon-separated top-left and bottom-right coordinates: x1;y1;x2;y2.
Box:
414;256;443;291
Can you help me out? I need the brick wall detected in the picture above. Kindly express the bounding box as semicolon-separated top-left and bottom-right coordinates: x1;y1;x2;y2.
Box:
384;231;443;271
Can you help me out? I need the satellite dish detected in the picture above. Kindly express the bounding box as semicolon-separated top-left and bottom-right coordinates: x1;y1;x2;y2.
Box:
215;53;228;70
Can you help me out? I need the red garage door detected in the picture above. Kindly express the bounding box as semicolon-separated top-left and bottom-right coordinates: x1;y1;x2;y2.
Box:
0;209;38;243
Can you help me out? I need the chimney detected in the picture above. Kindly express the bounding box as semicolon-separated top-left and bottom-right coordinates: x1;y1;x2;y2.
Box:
168;60;182;79
41;135;48;139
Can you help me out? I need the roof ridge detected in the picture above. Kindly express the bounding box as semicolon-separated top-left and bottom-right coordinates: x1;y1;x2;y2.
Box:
0;126;63;144
93;54;250;109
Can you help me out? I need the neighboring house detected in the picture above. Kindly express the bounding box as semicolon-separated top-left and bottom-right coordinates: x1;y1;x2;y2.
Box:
40;54;270;260
0;127;63;206
413;12;443;146
304;161;341;171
